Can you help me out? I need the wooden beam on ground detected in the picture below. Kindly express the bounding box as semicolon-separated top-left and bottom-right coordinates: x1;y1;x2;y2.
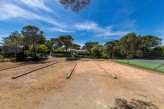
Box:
11;62;59;79
0;64;27;71
95;62;117;79
0;61;51;72
66;63;77;79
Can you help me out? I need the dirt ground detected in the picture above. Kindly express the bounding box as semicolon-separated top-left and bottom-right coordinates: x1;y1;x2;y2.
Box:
0;58;164;109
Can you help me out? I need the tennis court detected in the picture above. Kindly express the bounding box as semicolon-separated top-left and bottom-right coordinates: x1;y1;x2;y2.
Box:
115;59;164;73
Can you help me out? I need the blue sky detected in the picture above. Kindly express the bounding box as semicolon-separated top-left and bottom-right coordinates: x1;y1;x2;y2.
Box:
0;0;164;46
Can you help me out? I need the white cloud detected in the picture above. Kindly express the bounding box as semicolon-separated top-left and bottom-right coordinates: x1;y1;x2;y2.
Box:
49;27;74;33
0;3;38;20
74;21;98;30
0;0;130;39
74;21;128;37
18;0;53;12
0;2;65;27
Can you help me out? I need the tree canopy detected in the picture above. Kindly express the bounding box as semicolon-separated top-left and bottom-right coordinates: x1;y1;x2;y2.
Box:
71;43;81;50
91;44;103;59
59;0;91;12
105;40;120;59
1;25;163;60
120;32;138;60
21;25;45;59
2;31;23;46
50;38;63;49
59;35;74;53
22;25;45;46
83;42;99;54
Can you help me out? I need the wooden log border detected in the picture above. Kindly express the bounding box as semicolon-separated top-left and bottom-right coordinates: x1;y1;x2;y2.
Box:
11;62;59;79
95;62;117;79
0;64;27;71
0;61;52;72
66;63;77;79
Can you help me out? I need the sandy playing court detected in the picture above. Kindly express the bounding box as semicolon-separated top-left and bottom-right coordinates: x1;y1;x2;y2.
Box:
0;59;163;109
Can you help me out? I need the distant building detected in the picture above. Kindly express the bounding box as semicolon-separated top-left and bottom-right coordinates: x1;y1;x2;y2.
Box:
0;46;24;53
67;49;88;54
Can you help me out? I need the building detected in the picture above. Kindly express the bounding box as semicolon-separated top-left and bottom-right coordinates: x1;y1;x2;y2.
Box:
0;46;24;53
67;49;88;54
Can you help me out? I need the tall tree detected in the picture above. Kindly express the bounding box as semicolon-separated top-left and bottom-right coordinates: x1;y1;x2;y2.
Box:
59;35;74;53
120;32;138;63
59;0;91;12
105;40;120;59
2;31;23;46
71;43;81;50
91;44;103;59
83;42;99;55
50;38;63;50
2;31;23;56
138;35;162;57
36;31;46;44
153;46;164;57
22;25;44;59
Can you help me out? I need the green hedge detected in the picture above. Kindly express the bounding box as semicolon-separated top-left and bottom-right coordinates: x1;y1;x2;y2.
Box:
51;52;71;57
77;54;90;58
51;52;90;58
0;52;27;61
0;52;16;58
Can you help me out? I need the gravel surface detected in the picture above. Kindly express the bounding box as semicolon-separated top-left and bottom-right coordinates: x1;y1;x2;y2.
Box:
0;59;163;109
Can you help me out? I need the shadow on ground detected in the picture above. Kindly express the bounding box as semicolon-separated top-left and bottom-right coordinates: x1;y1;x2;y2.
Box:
111;98;159;109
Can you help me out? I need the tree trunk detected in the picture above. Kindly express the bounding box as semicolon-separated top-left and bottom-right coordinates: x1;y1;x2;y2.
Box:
66;46;68;57
110;52;112;59
112;52;115;61
15;44;18;62
32;35;37;59
66;47;68;53
127;51;129;64
142;46;146;58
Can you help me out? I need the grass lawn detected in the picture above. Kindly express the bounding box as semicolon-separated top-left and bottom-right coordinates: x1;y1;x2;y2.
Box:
115;59;164;73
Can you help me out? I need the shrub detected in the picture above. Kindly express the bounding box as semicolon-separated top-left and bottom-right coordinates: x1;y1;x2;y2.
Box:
0;55;4;62
25;44;48;59
54;48;63;52
91;44;103;59
102;53;108;59
51;52;71;57
16;52;27;61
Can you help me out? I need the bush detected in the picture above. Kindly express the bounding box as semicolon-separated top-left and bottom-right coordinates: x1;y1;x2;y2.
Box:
102;53;108;59
1;53;15;58
16;52;27;61
0;53;16;62
34;44;48;57
54;48;63;52
25;44;49;59
0;55;4;62
51;52;71;57
91;44;103;59
24;50;35;57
